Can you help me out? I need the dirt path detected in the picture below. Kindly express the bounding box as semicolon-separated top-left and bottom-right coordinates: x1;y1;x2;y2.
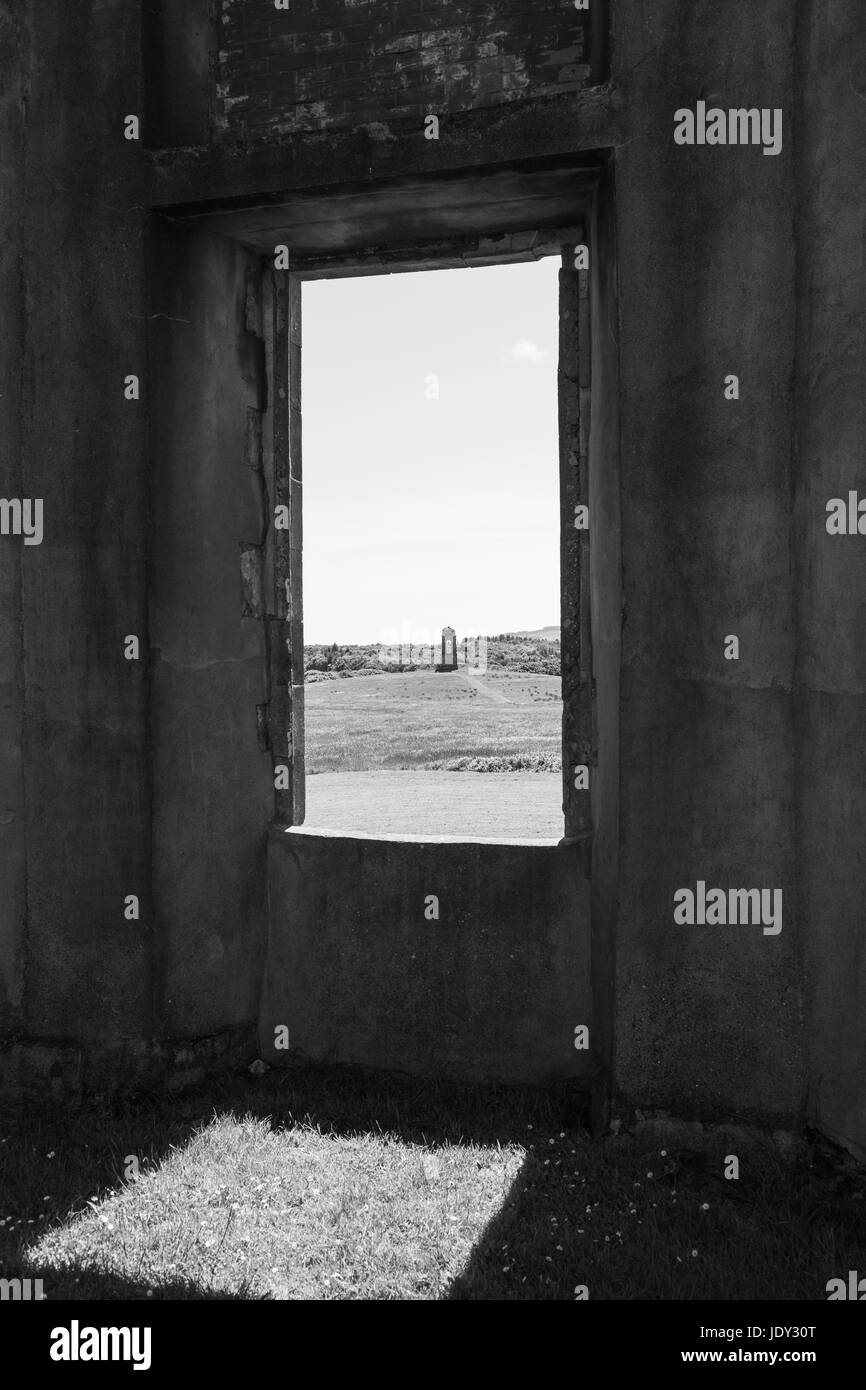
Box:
303;770;563;838
461;672;511;704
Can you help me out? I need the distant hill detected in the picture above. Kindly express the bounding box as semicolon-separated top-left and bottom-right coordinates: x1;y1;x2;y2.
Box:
501;626;561;642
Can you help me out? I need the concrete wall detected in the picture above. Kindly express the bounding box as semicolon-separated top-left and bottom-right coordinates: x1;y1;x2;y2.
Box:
587;159;621;1122
609;0;803;1125
217;0;600;139
793;1;866;1156
3;1;866;1162
262;826;593;1083
603;0;866;1157
147;222;272;1046
0;7;271;1093
0;1;152;1091
0;2;29;1048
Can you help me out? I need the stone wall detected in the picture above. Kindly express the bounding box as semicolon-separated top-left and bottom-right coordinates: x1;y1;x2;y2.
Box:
216;0;599;139
793;1;866;1156
3;1;866;1162
610;0;802;1124
263;826;593;1085
0;0;153;1089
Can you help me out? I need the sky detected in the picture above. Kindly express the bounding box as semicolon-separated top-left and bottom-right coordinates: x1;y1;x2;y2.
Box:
301;257;560;645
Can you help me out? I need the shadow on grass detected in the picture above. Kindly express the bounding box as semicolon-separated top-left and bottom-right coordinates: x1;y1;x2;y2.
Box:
1;1062;864;1300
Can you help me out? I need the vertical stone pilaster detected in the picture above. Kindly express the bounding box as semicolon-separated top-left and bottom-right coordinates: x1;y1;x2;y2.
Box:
270;265;304;825
560;236;593;838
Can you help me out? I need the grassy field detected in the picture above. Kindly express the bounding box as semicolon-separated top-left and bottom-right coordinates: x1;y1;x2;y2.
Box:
2;1066;864;1301
304;670;561;775
304;770;564;837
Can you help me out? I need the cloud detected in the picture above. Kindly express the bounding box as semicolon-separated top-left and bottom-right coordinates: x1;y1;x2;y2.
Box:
509;337;550;364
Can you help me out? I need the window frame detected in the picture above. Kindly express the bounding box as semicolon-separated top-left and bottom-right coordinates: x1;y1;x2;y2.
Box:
268;228;592;839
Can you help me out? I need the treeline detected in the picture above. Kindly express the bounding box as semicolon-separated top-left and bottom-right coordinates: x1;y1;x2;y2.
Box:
304;644;384;679
486;639;560;675
304;637;560;679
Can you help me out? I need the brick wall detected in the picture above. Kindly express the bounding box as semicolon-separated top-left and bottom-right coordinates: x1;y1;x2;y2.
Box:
216;0;598;139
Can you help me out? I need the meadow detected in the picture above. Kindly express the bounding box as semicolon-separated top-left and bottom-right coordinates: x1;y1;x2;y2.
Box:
303;669;562;775
302;668;563;834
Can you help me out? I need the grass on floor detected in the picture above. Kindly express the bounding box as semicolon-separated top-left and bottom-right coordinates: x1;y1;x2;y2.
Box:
1;1064;864;1300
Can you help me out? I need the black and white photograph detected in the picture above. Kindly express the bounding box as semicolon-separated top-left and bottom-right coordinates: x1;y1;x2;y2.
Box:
1;0;865;1363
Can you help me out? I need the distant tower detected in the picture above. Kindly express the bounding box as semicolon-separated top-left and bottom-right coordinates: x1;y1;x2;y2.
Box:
438;625;458;672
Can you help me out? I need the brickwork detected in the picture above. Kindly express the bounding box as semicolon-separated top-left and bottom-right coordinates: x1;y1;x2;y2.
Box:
217;0;596;138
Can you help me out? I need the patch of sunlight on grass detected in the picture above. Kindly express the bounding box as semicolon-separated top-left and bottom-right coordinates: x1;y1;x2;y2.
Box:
5;1067;866;1301
27;1114;524;1301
